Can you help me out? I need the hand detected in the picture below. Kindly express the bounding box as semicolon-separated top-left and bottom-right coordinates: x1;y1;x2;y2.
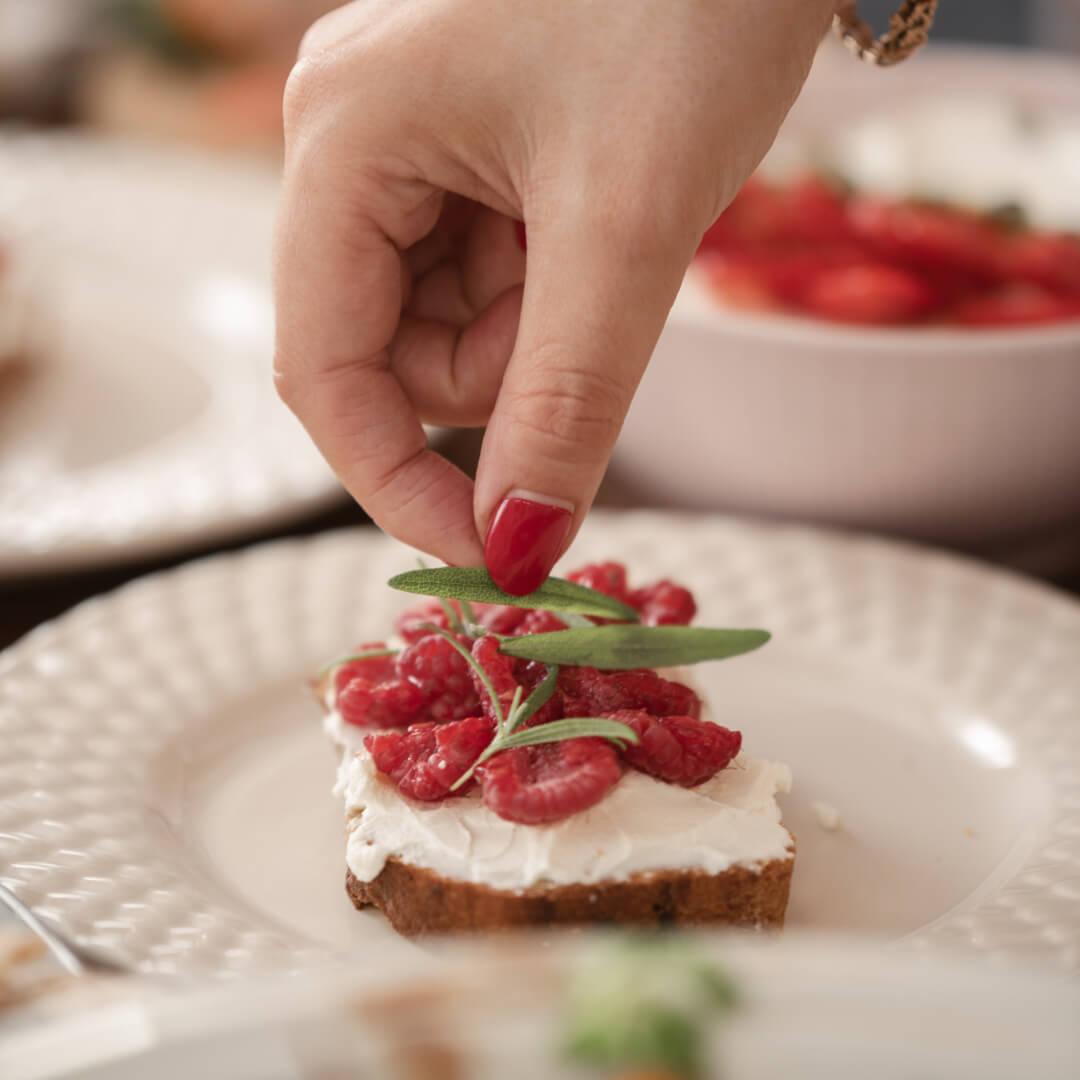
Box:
274;0;833;592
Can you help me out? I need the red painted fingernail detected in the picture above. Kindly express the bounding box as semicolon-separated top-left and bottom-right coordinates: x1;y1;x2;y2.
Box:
514;220;527;252
484;495;572;596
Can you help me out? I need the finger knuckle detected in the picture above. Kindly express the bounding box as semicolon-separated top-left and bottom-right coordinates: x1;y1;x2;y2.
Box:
507;354;627;462
282;56;332;136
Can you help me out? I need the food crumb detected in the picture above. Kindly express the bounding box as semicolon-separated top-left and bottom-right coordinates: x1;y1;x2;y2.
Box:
963;826;977;839
811;801;842;831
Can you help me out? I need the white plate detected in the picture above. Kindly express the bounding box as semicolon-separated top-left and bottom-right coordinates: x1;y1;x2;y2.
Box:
4;935;1078;1080
0;132;343;576
1;513;1078;975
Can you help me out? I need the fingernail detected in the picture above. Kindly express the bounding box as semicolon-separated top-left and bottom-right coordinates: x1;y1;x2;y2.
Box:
484;493;572;596
514;220;527;252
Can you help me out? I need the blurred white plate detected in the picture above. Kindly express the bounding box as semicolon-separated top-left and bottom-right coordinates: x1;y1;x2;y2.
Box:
3;934;1078;1080
0;513;1078;976
0;132;345;577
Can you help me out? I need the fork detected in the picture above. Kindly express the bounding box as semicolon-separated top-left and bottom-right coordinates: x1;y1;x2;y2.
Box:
0;882;130;977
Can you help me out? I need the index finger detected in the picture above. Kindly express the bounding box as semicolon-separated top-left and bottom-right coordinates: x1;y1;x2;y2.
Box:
272;115;483;567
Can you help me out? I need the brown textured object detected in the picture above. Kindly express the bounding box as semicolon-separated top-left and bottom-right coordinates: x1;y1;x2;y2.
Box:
345;852;794;937
832;0;938;66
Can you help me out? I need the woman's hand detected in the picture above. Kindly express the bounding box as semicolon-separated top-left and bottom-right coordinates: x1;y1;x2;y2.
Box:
274;0;833;592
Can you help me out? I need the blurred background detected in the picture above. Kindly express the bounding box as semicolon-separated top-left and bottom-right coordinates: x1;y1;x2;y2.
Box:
1;2;1076;128
1;0;1079;649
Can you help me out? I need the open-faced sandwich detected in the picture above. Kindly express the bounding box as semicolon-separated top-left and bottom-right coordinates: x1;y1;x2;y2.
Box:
316;561;793;936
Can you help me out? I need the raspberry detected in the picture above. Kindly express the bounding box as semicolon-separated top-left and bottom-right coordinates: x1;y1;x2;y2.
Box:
559;667;701;719
1000;232;1080;295
480;738;622;824
515;610;567;636
799;262;938;325
470;635;520;723
849;198;999;280
629;581;697;626
365;716;494;801
338;677;427;728
511;660;565;727
567;562;630;603
395;599;464;644
473;603;528;635
701;248;865;310
332;643;396;698
781;175;856;246
396;633;479;723
949;286;1080;327
610;710;741;787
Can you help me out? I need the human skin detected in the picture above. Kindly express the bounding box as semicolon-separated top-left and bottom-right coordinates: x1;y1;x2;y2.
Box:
273;0;836;591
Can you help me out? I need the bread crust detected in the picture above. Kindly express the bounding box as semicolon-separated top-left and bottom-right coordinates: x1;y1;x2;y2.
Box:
346;851;794;936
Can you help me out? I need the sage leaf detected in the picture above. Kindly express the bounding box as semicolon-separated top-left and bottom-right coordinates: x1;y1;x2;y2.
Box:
500;625;770;670
388;567;638;622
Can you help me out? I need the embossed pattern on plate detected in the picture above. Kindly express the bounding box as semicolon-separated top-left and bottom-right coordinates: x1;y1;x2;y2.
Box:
1;514;1078;975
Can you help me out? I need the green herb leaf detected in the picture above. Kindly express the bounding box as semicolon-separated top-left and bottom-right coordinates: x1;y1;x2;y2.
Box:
388;567;639;622
435;596;464;634
559;611;596;629
500;625;771;670
500;717;638;750
508;664;559;733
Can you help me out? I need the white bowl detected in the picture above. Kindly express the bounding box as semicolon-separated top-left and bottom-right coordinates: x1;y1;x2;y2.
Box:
617;275;1080;547
614;46;1080;548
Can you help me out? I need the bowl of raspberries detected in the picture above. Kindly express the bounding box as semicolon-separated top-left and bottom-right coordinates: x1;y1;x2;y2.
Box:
615;47;1080;551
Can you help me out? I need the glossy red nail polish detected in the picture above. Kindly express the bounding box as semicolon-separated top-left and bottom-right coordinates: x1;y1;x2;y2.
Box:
484;496;571;596
514;220;527;252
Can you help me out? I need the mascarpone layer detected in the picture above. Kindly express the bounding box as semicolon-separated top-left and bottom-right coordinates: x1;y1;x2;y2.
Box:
338;750;793;892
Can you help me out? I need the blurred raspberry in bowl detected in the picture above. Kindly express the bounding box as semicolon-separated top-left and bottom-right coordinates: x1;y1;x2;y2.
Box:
695;174;1080;329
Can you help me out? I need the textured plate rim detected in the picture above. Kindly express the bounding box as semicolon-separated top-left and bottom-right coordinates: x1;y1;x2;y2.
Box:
1;512;1078;974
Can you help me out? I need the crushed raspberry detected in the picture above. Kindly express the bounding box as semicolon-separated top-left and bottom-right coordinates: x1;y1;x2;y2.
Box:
332;643;396;698
479;738;622;824
567;562;630;603
365;716;494;801
470;635;520;723
338;677;427;728
395;599;463;643
559;667;701;719
609;710;742;787
473;603;528;635
629;581;697;626
396;633;480;723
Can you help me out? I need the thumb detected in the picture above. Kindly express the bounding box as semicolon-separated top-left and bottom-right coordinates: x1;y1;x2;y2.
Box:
474;209;697;594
